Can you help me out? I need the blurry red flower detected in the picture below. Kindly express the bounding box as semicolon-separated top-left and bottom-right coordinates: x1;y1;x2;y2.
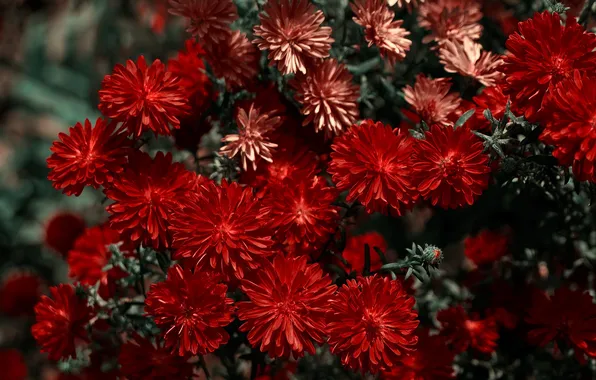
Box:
329;120;418;215
464;229;510;266
327;275;419;374
439;38;504;87
168;39;212;109
237;255;336;358
99;56;189;137
170;180;274;279
47;118;131;196
437;305;498;354
470;85;513;132
168;0;238;43
105;151;192;249
0;349;27;380
403;74;461;126
253;0;333;75
341;232;387;273
500;11;596;120
418;0;483;45
412;125;490;209
0;271;43;316
137;0;169;34
291;59;359;137
44;212;86;257
32;284;94;360
145;265;234;356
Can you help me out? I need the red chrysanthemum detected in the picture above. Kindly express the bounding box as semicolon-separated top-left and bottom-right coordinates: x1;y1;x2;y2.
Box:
237;255;336;358
99;56;189;137
31;284;94;361
437;305;498;354
470;85;518;132
0;349;27;380
167;39;212;109
291;59;360;137
145;265;234;356
47;118;131;196
253;0;333;75
119;334;194;379
351;0;412;65
439;38;504;87
527;287;596;359
327;275;419;374
412;125;490;209
500;11;596;120
170;180;275;279
204;30;260;91
403;74;461;126
329;120;418;215
168;0;238;43
418;0;483;46
0;271;43;316
44;212;86;257
105;151;192;249
382;329;455;380
464;228;509;266
341;232;387;273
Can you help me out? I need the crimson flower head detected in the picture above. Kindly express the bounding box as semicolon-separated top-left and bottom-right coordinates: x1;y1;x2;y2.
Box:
439;38;504;87
0;271;43;316
327;275;419;374
526;287;596;359
168;0;238;43
170;180;275;279
47;118;131;196
99;56;189;137
253;0;333;75
105;151;192;249
403;74;461;126
237;255;336;358
500;11;596;120
44;211;86;257
145;265;234;356
437;305;498;354
31;284;94;361
351;0;412;65
291;59;360;137
167;39;212;109
341;232;387;273
470;85;516;132
412;125;490;209
329;120;418;215
418;0;483;45
464;229;509;266
0;349;28;380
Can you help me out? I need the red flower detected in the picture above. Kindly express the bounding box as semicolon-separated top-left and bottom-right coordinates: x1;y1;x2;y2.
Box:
527;287;596;359
167;39;212;109
470;85;514;132
464;229;510;266
341;232;387;273
382;329;455;380
170;180;274;279
0;349;27;380
0;271;43;316
119;334;195;379
31;284;94;360
44;212;86;257
105;151;192;249
237;255;336;358
403;74;461;126
327;275;419;374
329;120;418;215
412;125;490;209
47;118;131;196
437;305;498;354
500;11;596;120
168;0;238;43
145;265;234;356
99;56;189;137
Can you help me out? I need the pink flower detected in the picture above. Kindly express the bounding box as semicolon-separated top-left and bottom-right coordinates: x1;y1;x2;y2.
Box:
439;38;504;87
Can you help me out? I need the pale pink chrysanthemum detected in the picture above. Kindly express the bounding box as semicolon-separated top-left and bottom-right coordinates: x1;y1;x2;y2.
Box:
290;59;360;137
418;0;483;46
220;104;282;171
439;38;504;87
388;0;423;7
168;0;238;43
403;74;461;126
352;0;412;65
204;31;260;91
253;0;333;75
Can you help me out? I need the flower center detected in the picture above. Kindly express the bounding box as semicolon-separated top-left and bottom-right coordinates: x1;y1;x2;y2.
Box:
439;154;459;177
362;308;383;338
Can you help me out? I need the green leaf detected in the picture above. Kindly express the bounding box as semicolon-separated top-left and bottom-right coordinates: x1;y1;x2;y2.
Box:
455;108;476;128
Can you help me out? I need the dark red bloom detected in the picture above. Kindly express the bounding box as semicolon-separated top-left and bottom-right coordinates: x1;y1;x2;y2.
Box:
0;349;27;380
168;39;213;110
527;287;596;359
105;151;192;249
0;271;43;316
44;212;86;257
31;284;94;360
464;228;510;266
341;232;387;273
437;305;498;354
119;334;195;379
327;275;419;374
99;56;189;137
145;265;234;356
329;120;418;215
500;11;596;120
470;85;518;132
47;118;131;196
412;125;490;209
237;255;336;358
170;180;275;279
168;0;238;43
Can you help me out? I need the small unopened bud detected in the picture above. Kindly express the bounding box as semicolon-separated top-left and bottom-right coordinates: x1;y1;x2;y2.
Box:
422;244;443;266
